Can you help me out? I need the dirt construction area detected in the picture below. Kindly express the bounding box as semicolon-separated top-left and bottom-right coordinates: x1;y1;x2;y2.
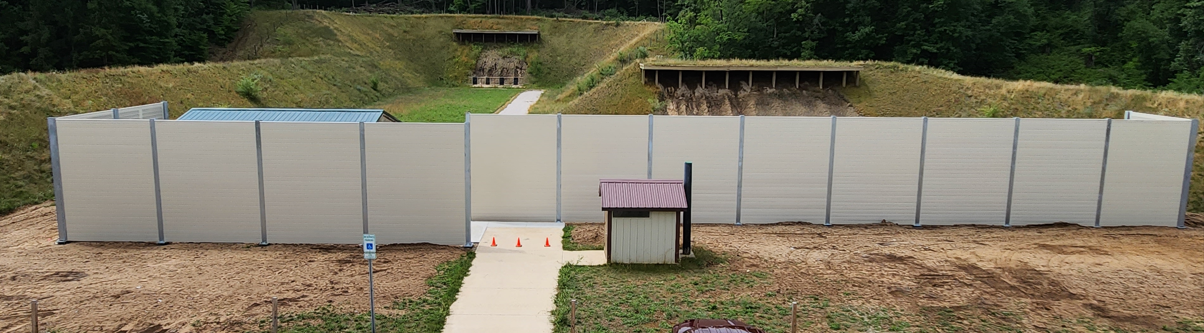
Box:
571;220;1204;331
0;204;468;333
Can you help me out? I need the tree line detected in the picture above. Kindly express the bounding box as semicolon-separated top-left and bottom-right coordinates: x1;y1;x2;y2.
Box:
0;0;247;74
668;0;1204;94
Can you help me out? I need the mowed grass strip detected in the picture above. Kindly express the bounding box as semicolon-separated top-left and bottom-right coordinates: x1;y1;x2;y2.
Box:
253;251;474;333
371;87;524;122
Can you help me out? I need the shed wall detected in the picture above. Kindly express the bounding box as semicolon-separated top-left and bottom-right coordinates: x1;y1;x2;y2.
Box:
470;114;557;221
609;211;677;264
561;115;648;222
651;116;740;224
365;123;467;245
1099;120;1192;227
156;121;261;243
1010;119;1107;226
260;122;363;244
56;119;159;241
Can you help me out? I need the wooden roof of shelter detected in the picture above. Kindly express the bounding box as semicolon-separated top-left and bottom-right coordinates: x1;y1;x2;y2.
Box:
639;63;861;72
452;29;539;35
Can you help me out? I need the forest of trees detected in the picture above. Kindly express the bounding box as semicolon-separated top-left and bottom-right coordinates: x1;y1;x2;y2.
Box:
0;0;247;74
1;0;1201;94
668;0;1204;93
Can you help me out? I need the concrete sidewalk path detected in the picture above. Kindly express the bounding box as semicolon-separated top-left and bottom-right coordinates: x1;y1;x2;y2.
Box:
443;224;604;333
496;90;543;115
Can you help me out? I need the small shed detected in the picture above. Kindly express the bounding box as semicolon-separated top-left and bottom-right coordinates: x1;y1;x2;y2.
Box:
600;179;688;264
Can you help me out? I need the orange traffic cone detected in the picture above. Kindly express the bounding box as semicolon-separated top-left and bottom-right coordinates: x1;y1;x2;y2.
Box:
490;237;497;247
516;238;523;247
544;237;551;247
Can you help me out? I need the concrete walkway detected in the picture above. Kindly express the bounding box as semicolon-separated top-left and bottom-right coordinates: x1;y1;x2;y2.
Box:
496;90;544;115
444;223;604;333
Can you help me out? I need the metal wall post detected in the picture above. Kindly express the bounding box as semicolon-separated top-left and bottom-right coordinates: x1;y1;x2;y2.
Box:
464;113;473;247
48;118;67;244
1178;119;1200;229
557;114;563;223
161;101;169;119
824;116;837;226
735;115;745;225
360;122;369;234
914;117;928;227
1094;119;1112;227
256;121;268;245
647;114;654;179
150;119;166;244
1004;117;1021;227
111;108;119;119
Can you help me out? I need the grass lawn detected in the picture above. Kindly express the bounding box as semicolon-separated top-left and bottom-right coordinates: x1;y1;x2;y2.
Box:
255;251;474;333
372;87;524;122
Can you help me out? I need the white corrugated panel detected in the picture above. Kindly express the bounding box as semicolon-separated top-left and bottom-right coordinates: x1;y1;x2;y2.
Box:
919;118;1016;225
117;103;166;119
59;110;116;120
470;114;557;221
365;123;466;245
156;121;261;243
610;211;676;264
651;116;740;224
1010;119;1106;226
56;119;158;241
1126;111;1190;121
561;115;648;222
260;122;362;244
829;118;923;224
1099;120;1192;227
741;117;831;224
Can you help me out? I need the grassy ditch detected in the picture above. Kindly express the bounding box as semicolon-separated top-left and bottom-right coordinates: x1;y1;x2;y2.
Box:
370;87;523;122
254;251;475;333
551;247;1199;333
561;224;603;251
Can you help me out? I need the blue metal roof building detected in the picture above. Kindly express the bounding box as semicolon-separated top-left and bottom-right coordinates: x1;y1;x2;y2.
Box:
177;108;398;122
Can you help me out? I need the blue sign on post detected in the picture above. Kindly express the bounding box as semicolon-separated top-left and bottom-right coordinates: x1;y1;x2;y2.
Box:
363;234;376;260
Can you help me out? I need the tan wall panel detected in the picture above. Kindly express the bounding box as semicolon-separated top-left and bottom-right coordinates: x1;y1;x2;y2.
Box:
156;121;261;242
561;115;648;222
470;114;557;221
651;116;740;223
741;117;831;224
261;122;362;244
1010;119;1106;226
1099;120;1191;227
920;119;1015;225
610;211;676;264
365;123;466;245
56;119;158;241
830;118;923;224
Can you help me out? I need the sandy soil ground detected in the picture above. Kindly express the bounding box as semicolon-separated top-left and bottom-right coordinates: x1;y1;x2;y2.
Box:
0;203;468;333
570;220;1204;331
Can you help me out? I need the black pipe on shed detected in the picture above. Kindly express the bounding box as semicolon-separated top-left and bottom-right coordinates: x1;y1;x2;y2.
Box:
683;162;692;255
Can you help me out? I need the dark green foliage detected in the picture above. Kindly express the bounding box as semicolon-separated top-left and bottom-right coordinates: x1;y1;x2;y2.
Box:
0;0;248;74
668;0;1204;93
235;74;262;100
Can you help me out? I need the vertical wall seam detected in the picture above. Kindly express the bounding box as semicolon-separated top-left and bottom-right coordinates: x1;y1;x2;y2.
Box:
914;117;928;227
111;108;119;119
1004;117;1020;227
557;114;563;223
161;101;169;120
48;118;67;244
824;116;837;226
735;115;745;225
1178;119;1199;229
1094;119;1112;228
464;113;473;247
150;119;165;244
360;122;369;234
647;114;654;179
256;121;268;245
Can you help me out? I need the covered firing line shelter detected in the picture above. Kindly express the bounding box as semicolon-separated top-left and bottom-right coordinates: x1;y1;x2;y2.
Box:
453;29;540;43
640;64;862;90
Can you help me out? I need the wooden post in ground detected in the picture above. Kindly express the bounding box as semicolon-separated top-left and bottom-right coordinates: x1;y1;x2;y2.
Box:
272;297;279;333
725;72;730;89
748;71;753;89
819;72;824;90
790;301;798;333
702;72;706;89
796;72;800;88
772;72;777;89
678;71;683;89
30;300;37;333
843;72;847;87
655;70;659;86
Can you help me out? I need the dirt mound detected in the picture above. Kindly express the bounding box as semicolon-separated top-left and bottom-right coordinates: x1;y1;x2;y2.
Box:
0;203;467;333
568;223;604;247
473;49;527;78
660;82;858;116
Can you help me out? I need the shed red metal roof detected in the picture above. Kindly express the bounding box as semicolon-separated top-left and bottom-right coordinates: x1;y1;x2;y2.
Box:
599;179;688;210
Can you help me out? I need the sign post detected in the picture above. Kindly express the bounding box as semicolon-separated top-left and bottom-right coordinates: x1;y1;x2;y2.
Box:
363;234;376;333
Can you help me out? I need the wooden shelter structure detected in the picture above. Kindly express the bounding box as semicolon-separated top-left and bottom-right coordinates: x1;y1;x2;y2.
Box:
640;64;862;90
453;29;540;43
